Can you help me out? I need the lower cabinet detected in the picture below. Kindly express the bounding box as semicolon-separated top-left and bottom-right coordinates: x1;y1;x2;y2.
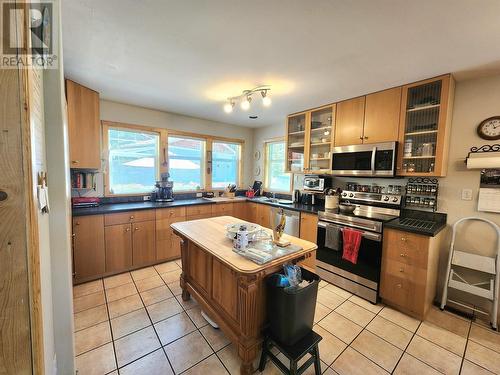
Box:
232;202;248;220
73;215;105;282
299;213;318;269
212;202;234;217
132;220;156;266
257;204;272;228
246;202;259;223
380;228;444;319
156;207;186;262
105;223;133;273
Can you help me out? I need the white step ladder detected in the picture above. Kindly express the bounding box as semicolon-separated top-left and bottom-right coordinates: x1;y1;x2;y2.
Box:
440;217;500;330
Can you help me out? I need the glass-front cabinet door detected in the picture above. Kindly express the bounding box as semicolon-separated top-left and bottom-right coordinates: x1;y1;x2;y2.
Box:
397;74;453;177
286;113;307;173
308;105;335;173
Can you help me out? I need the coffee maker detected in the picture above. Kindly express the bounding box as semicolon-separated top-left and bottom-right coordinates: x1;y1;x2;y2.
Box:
152;172;174;202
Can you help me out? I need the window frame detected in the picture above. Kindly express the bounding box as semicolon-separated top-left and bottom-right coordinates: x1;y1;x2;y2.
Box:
102;121;244;196
263;137;293;193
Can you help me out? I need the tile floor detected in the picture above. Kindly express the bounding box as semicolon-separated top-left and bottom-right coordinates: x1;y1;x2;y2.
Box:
73;260;500;375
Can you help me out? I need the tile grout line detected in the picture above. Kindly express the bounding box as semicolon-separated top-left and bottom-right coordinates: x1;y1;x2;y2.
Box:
130;264;177;373
389;319;422;374
102;278;120;374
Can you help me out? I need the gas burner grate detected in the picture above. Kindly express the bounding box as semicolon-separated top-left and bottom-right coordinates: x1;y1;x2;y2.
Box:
398;217;436;230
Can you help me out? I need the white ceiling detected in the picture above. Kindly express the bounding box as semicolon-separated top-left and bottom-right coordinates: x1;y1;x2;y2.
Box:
62;0;500;128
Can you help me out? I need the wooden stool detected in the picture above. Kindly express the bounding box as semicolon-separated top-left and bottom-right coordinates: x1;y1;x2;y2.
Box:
258;330;322;375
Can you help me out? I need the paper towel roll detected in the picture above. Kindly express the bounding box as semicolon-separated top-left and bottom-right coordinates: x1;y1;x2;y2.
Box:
466;155;500;169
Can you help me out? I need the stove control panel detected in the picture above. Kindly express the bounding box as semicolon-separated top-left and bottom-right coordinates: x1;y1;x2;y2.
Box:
340;190;401;206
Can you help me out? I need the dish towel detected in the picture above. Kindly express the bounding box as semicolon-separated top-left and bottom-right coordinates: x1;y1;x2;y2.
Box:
325;224;341;251
342;228;362;264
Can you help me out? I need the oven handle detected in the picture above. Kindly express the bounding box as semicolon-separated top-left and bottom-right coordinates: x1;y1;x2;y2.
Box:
370;146;377;175
318;221;382;242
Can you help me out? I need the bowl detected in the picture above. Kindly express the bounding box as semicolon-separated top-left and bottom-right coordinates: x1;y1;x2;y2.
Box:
339;203;356;213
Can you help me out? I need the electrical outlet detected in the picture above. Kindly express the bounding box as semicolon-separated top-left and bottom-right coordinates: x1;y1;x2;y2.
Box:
461;189;473;201
196;192;203;197
143;195;151;201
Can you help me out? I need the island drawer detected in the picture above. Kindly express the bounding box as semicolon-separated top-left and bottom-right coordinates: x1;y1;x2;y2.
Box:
186;204;212;217
104;209;155;226
156;206;186;220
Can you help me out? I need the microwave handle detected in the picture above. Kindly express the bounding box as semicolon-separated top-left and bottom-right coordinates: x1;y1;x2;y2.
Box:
371;146;377;175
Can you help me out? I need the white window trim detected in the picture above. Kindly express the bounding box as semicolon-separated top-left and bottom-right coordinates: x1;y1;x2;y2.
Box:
263;138;293;193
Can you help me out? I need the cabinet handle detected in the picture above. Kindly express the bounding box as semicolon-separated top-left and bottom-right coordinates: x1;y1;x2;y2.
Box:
125;227;130;232
401;237;407;242
134;227;139;231
359;136;363;140
364;136;368;140
396;283;402;288
71;160;79;164
130;215;134;219
75;222;80;226
399;268;404;273
72;233;76;238
400;253;407;258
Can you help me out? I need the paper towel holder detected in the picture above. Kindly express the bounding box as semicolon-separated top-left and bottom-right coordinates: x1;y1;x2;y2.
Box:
465;144;500;169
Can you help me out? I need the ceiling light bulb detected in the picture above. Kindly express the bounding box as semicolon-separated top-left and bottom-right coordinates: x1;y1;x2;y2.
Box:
241;96;251;111
261;90;271;107
223;101;234;113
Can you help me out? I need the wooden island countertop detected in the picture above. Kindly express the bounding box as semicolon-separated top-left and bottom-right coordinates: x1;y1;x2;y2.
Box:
171;216;317;375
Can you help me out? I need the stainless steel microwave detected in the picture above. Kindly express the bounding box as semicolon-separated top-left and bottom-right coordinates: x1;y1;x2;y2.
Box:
331;142;397;177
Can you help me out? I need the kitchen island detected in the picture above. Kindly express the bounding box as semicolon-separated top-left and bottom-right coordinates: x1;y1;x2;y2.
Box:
171;216;317;375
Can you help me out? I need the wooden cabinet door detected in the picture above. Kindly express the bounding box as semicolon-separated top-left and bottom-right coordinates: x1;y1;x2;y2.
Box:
212;203;234;217
232;202;248;220
247;202;258;223
66;79;101;169
364;87;401;143
257;204;272;228
157;217;184;261
335;97;365;146
73;215;105;281
212;259;238;322
132;220;156;266
105;224;132;272
299;213;318;269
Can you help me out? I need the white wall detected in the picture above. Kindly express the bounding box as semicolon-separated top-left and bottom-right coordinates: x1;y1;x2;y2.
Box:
100;100;255;189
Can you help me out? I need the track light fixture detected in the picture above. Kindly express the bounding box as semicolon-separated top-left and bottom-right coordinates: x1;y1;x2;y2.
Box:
223;86;271;113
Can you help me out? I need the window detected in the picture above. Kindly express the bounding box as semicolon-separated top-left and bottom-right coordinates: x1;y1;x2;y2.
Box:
168;136;205;191
212;141;241;189
264;140;291;192
107;127;160;195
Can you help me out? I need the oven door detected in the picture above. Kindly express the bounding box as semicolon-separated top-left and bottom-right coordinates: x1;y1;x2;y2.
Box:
331;142;396;177
316;222;382;283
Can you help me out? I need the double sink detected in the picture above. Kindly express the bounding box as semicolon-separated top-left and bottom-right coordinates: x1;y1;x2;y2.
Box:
203;196;294;205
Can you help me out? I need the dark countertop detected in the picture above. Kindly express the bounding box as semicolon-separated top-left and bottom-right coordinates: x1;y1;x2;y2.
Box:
72;197;322;217
384;209;447;237
72;198;213;216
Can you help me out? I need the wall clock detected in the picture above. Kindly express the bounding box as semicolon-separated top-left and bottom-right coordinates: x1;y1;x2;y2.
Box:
477;116;500;140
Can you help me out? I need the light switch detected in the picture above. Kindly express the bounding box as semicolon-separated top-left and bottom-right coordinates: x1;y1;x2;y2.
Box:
461;189;473;201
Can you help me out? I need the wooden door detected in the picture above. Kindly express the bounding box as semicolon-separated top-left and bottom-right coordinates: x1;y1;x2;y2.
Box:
363;87;402;143
73;215;105;282
334;97;365;146
66;79;101;169
132;220;156;266
246;202;258;223
212;259;239;322
257;204;272;228
105;224;133;272
233;202;248;221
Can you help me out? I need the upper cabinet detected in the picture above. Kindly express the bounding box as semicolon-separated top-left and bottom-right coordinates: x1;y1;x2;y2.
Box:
66;79;101;169
364;87;402;143
396;75;454;177
286;106;335;173
286;112;307;173
335;97;365;146
307;105;335;173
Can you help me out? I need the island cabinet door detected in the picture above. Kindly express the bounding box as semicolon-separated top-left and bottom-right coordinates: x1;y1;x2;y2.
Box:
187;243;212;295
105;224;132;272
132;220;156;267
211;259;239;322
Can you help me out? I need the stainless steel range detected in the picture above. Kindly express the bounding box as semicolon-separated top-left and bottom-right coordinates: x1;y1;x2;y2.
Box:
316;190;402;303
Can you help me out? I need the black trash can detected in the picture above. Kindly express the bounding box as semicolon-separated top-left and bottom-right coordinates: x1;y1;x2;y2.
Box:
266;267;320;345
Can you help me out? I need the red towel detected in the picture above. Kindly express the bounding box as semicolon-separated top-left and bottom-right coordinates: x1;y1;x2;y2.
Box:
342;228;362;264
